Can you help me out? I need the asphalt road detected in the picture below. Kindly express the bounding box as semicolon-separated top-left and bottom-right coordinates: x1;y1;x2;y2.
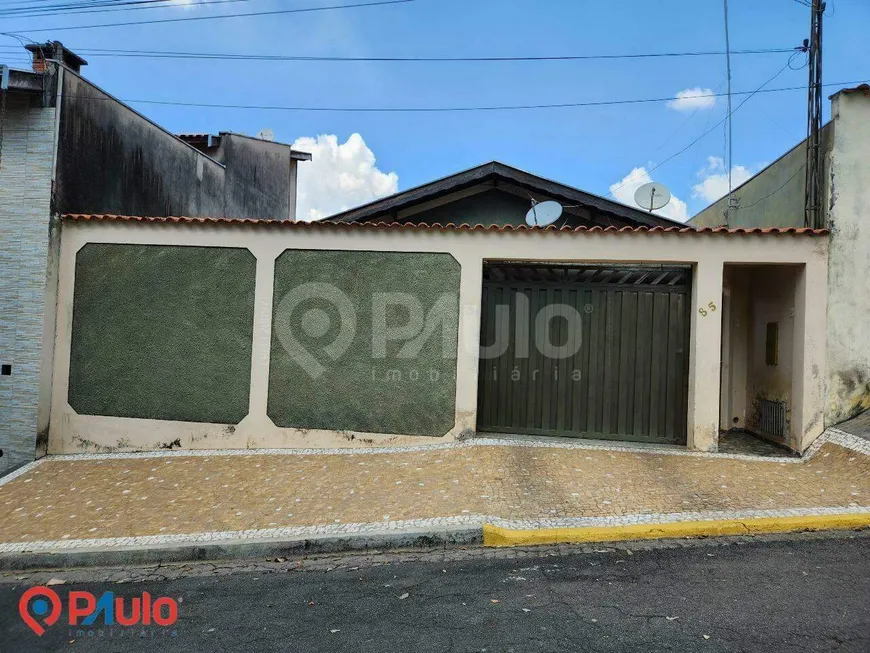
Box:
2;533;868;652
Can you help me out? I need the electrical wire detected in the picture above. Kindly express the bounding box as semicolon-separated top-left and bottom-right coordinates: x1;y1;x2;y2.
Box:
735;163;806;210
605;56;806;199
0;0;254;18
5;0;415;32
1;79;863;137
36;79;864;114
6;45;796;63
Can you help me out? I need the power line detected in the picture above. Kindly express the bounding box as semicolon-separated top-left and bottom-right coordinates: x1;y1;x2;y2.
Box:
605;59;807;199
4;45;796;63
0;0;157;10
0;0;253;18
737;163;806;210
650;78;727;159
49;79;864;114
5;0;415;32
1;78;862;138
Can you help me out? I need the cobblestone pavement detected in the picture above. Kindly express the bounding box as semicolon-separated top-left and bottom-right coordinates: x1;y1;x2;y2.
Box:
1;432;868;551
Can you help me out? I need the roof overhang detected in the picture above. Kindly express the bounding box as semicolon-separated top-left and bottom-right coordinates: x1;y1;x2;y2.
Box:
177;132;311;161
829;83;870;99
329;161;683;228
1;67;44;93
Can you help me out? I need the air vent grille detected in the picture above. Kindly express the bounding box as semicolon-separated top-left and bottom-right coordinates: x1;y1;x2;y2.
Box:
759;399;787;437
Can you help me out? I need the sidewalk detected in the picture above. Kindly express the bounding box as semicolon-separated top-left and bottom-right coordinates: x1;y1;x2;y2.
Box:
1;430;868;563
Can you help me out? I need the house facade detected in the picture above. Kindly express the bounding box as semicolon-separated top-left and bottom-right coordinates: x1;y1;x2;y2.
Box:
0;42;311;474
691;85;870;430
42;213;827;462
3;42;856;471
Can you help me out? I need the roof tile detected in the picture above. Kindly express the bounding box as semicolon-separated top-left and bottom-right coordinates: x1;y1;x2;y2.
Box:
61;214;829;236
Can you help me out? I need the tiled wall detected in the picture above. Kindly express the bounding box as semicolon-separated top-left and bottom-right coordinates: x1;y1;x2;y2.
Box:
0;94;56;474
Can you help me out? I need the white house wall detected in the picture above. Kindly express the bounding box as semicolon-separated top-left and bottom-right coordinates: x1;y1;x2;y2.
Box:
826;90;870;423
48;220;830;455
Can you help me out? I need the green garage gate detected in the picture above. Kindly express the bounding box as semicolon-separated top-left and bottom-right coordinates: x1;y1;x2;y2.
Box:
477;264;691;445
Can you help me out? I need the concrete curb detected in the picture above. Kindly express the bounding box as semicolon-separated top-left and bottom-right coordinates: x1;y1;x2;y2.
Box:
0;525;482;571
3;513;868;570
483;513;870;547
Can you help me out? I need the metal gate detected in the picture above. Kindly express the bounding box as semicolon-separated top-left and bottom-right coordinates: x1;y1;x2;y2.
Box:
477;264;691;445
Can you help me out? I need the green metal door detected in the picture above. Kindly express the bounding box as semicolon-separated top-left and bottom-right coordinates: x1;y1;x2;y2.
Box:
477;264;691;445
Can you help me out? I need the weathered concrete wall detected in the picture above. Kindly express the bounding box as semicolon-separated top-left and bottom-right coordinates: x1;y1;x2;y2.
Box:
47;220;828;455
55;71;301;220
745;266;798;438
721;264;823;451
0;66;306;474
690;124;833;229
219;134;299;220
721;266;750;431
55;72;227;218
0;93;56;474
825;90;870;423
693;89;869;427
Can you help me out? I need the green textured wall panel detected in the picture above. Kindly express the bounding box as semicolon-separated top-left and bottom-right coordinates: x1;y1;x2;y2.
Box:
268;250;460;436
68;244;256;424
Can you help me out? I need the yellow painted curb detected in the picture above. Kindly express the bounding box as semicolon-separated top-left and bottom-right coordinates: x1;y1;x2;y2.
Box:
482;513;870;547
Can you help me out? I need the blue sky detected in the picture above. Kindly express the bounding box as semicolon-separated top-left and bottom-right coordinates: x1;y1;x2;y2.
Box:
2;0;868;220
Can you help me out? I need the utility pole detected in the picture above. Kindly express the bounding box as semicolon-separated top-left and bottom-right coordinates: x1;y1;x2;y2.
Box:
0;65;8;173
804;0;825;229
722;0;734;224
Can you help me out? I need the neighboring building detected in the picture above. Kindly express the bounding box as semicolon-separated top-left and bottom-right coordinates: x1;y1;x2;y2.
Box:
691;85;870;432
331;161;682;229
0;42;311;474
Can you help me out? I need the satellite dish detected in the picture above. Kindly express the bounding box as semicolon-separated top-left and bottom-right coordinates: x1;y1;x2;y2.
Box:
256;128;275;142
525;200;563;227
634;182;671;212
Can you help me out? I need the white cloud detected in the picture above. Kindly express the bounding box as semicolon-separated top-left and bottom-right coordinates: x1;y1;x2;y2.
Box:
667;87;717;111
608;167;689;223
291;133;398;221
691;156;755;203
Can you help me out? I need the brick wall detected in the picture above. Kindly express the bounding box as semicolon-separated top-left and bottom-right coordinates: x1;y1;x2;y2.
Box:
0;93;56;474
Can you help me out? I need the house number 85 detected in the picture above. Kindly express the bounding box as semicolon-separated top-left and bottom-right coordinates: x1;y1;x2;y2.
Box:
698;302;717;317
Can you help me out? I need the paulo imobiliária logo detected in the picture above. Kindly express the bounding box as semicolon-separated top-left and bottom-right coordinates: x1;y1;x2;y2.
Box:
19;586;179;636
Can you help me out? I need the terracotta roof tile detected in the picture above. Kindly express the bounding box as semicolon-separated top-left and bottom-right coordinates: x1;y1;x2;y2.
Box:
61;214;829;236
829;83;870;99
